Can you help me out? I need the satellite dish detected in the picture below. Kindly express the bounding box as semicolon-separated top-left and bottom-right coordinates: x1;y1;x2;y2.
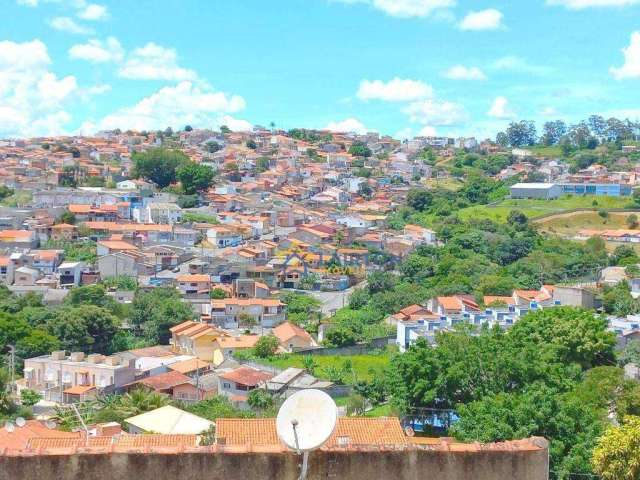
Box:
15;417;26;428
4;422;15;433
45;419;57;430
276;389;337;452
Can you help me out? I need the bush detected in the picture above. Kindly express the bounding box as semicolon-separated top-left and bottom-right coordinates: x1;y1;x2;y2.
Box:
254;335;279;358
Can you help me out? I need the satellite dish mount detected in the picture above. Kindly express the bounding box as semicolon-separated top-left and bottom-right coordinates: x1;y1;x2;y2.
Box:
276;389;338;480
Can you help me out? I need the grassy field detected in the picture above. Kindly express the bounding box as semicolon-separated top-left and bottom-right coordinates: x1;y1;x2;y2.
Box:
423;177;463;191
536;211;638;235
528;145;563;157
260;353;392;383
456;195;634;223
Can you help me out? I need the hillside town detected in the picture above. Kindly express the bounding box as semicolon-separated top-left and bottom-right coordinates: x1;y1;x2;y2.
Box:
3;122;640;478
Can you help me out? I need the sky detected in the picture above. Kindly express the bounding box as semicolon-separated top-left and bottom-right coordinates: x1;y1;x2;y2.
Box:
3;0;640;140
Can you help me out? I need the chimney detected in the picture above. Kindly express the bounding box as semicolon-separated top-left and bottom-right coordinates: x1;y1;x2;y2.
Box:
69;352;85;362
87;354;105;364
104;356;121;366
50;351;66;360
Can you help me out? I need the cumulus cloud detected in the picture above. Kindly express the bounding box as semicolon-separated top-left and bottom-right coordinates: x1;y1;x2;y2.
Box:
69;37;124;63
547;0;640;8
84;81;247;132
443;65;487;80
487;96;515;119
0;39;77;137
49;16;93;35
77;3;108;20
491;56;551;75
325;118;368;134
459;9;504;31
357;78;433;102
611;32;640;80
403;99;467;126
333;0;454;18
118;42;197;81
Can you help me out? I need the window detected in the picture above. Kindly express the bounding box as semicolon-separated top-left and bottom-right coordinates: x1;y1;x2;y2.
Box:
223;382;231;389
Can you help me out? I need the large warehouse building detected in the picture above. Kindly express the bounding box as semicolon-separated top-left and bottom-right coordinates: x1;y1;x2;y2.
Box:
509;183;562;199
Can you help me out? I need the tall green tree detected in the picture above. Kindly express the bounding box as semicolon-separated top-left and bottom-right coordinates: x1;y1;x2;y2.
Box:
132;148;188;188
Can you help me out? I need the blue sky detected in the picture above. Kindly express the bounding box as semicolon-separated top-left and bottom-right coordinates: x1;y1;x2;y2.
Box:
2;0;640;139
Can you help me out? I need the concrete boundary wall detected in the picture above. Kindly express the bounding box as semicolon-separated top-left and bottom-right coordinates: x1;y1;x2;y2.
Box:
0;441;549;480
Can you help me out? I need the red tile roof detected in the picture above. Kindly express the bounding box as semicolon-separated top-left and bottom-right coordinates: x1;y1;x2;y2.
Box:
219;367;273;387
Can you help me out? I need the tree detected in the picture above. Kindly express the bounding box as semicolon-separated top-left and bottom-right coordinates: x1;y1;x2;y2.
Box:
367;271;397;294
255;157;270;173
246;139;257;149
184;125;193;132
130;288;195;344
58;210;76;225
20;389;41;408
348;142;372;158
205;141;221;153
619;339;640;366
323;327;357;347
247;389;274;410
541;120;567;146
43;306;120;353
220;125;231;134
406;189;433;211
592;416;640;480
210;288;227;299
496;132;508;147
132;148;188;188
358;182;372;199
254;335;279;358
506;121;537;147
627;214;639;229
176;162;215;195
507;210;528;230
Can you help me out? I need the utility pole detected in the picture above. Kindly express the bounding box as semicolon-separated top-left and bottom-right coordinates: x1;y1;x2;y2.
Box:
7;345;15;394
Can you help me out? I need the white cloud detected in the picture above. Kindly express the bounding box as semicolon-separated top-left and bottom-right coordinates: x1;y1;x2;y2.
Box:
611;32;640;80
325;118;368;134
0;40;77;138
357;78;433;102
491;55;551;75
49;16;93;35
17;0;38;6
540;106;558;117
118;42;197;81
443;65;487;80
459;9;504;31
547;0;640;9
87;81;247;132
418;126;437;136
487;96;515;119
333;0;454;18
403;99;467;126
69;37;124;63
77;3;108;20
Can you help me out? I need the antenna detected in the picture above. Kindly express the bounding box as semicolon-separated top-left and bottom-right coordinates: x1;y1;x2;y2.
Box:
276;389;337;480
15;417;26;428
4;421;15;433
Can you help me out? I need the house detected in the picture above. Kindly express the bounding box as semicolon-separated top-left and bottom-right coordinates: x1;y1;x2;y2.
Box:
131;370;193;396
124;405;213;435
137;202;183;224
96;240;139;256
172;371;219;403
21;351;136;403
169;321;228;361
50;223;77;242
13;266;41;286
272;322;318;352
176;274;211;296
207;225;243;248
218;366;274;408
0;230;38;248
403;225;437;245
57;261;85;287
0;420;81;451
428;295;480;316
211;335;260;366
509;183;561;200
208;298;286;328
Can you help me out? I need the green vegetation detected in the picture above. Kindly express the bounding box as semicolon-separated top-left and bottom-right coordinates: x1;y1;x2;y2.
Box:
101;275;137;291
181;211;219;224
280;292;321;329
130;287;195;344
245;352;392;384
132;148;189;188
44;239;97;263
176;162;215;195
